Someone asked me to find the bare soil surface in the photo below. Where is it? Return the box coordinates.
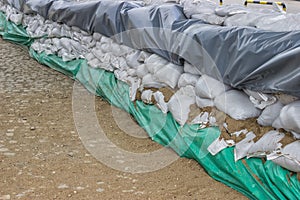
[0,39,249,199]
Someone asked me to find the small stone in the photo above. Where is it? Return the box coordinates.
[6,132,14,137]
[58,184,69,189]
[0,194,10,200]
[0,148,9,152]
[96,188,104,193]
[3,152,15,156]
[30,126,36,130]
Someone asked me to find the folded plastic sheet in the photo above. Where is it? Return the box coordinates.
[5,0,300,97]
[1,12,300,200]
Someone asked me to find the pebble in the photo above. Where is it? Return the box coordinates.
[30,127,36,130]
[122,190,134,193]
[0,148,9,152]
[96,188,104,193]
[58,184,69,189]
[3,152,15,156]
[0,195,10,200]
[6,132,14,137]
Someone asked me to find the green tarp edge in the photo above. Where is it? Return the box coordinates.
[1,12,299,200]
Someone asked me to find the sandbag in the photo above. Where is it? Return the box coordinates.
[141,74,166,88]
[247,131,284,158]
[195,74,230,99]
[177,73,200,88]
[183,61,201,75]
[153,91,168,114]
[214,90,261,120]
[257,101,284,126]
[153,63,183,89]
[271,141,300,172]
[195,96,214,108]
[168,85,196,126]
[141,90,153,104]
[272,101,300,138]
[126,51,143,69]
[136,64,149,78]
[144,54,168,74]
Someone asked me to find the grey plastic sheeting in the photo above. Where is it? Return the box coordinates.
[6,0,300,97]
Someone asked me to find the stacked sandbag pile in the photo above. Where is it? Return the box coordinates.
[1,2,299,172]
[181,0,300,31]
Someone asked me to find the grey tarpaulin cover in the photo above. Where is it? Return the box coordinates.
[5,0,300,97]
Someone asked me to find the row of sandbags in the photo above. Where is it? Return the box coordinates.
[1,3,299,172]
[147,0,300,32]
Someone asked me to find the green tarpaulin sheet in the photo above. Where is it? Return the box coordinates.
[1,11,299,200]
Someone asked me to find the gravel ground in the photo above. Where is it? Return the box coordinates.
[0,38,249,199]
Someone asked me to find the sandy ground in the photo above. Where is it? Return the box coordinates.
[0,38,249,199]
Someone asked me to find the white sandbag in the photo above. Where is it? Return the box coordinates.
[247,131,284,158]
[71,26,81,33]
[215,4,249,17]
[52,38,62,51]
[127,68,137,77]
[136,64,149,78]
[214,90,261,120]
[81,35,93,45]
[110,43,125,56]
[257,101,284,126]
[153,63,183,89]
[87,58,101,68]
[85,52,96,61]
[61,23,71,31]
[70,39,87,53]
[144,54,168,74]
[30,42,42,53]
[114,70,128,82]
[195,96,214,108]
[182,0,216,17]
[137,51,150,63]
[271,141,300,172]
[91,48,104,60]
[141,74,166,88]
[191,13,224,25]
[72,29,84,41]
[100,36,113,44]
[177,73,200,88]
[59,38,72,52]
[168,86,196,126]
[126,51,142,69]
[111,56,128,70]
[141,90,153,104]
[183,61,201,75]
[82,36,96,48]
[100,43,112,53]
[92,32,102,41]
[9,13,23,25]
[153,91,168,114]
[195,74,230,99]
[272,101,300,138]
[61,53,76,62]
[127,77,141,102]
[61,29,72,38]
[234,132,256,161]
